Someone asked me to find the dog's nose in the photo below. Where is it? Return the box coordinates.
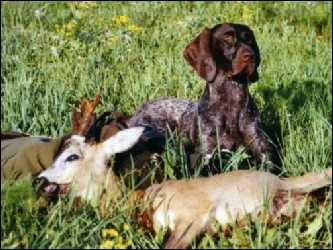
[242,52,255,62]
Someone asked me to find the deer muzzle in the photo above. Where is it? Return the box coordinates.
[33,177,69,200]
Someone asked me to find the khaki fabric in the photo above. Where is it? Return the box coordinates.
[1,137,61,182]
[0,118,137,183]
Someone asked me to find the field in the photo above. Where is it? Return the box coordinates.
[1,1,332,249]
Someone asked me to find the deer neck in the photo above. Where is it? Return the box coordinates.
[100,179,154,232]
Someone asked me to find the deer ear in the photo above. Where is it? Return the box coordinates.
[183,27,216,82]
[101,127,144,156]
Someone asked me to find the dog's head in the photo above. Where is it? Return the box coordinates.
[183,23,260,84]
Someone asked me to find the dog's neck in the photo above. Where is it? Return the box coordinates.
[199,70,249,109]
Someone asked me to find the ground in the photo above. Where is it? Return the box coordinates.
[1,2,332,249]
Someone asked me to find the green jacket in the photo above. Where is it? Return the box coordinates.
[1,136,61,181]
[1,113,131,182]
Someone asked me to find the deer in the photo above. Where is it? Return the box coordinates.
[34,92,165,197]
[33,95,332,249]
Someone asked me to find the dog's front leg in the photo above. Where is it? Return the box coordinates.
[239,106,277,172]
[241,122,273,167]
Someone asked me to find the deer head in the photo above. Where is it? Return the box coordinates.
[33,92,145,203]
[35,127,144,203]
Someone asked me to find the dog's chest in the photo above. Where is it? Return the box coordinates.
[200,83,248,117]
[218,82,248,106]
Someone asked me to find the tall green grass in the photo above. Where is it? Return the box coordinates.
[1,2,332,249]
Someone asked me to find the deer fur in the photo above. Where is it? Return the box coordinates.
[35,127,332,249]
[142,168,331,248]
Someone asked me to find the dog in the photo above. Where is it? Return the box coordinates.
[126,23,272,168]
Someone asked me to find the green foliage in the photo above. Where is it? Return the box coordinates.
[1,1,332,249]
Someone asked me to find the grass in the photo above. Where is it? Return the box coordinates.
[1,1,332,249]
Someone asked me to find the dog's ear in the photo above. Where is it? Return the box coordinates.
[183,28,217,82]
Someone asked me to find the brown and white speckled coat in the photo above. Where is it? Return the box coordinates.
[127,23,271,163]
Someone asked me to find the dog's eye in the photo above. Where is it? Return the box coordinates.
[224,31,235,37]
[241,32,252,43]
[223,32,234,45]
[66,154,80,162]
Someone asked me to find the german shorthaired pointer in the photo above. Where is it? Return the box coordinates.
[127,23,272,167]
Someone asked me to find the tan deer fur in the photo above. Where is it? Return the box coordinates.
[37,127,332,249]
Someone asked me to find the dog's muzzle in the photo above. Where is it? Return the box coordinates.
[231,45,259,83]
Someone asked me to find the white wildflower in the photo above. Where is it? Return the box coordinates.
[35,9,43,18]
[50,46,59,57]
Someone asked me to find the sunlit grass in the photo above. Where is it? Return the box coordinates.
[1,1,332,249]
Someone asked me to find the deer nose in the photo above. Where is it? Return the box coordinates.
[33,176,59,196]
[33,176,49,191]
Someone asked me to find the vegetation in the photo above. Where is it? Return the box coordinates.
[1,2,332,249]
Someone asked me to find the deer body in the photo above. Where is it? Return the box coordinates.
[140,168,331,248]
[35,128,331,249]
[146,171,279,230]
[34,95,332,249]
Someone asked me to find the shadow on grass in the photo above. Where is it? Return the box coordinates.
[258,79,331,171]
[190,79,331,176]
[156,79,332,178]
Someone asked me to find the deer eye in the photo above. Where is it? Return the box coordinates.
[66,154,80,162]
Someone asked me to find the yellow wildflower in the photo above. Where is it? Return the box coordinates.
[64,32,74,38]
[115,243,127,249]
[128,24,143,32]
[100,240,115,249]
[123,223,130,231]
[104,36,119,47]
[119,15,129,23]
[55,19,77,39]
[109,36,119,43]
[112,15,130,25]
[102,228,119,238]
[65,20,77,30]
[138,227,145,235]
[126,239,133,248]
[117,235,124,243]
[109,228,119,237]
[55,24,61,33]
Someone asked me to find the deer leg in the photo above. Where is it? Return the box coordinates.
[164,220,207,249]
